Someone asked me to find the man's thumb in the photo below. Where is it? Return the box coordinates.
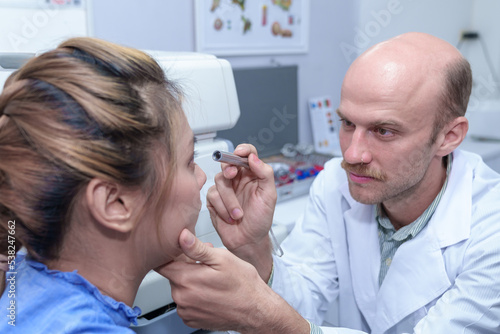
[178,229,215,264]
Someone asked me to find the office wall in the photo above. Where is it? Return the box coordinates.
[466,0,500,103]
[92,1,195,52]
[92,0,355,145]
[356,0,472,50]
[354,0,500,106]
[92,0,485,146]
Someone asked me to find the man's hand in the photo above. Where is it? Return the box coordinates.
[156,229,310,334]
[207,144,276,279]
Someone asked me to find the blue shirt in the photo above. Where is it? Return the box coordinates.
[0,253,141,333]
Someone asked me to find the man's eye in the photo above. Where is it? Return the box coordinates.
[376,128,393,136]
[340,118,354,127]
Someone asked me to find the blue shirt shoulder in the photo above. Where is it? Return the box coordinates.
[0,253,141,333]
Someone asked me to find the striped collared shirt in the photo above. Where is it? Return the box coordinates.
[309,321,324,333]
[376,154,452,286]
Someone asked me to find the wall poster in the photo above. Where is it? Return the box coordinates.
[0,0,92,53]
[195,0,309,56]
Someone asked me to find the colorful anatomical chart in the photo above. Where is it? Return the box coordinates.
[196,0,308,55]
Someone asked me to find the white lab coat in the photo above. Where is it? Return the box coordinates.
[271,149,500,334]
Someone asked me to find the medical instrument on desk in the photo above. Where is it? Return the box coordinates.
[212,150,249,168]
[212,150,284,257]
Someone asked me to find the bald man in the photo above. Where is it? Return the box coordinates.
[159,33,500,333]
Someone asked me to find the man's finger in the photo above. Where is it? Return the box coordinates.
[247,153,276,194]
[207,184,238,224]
[214,172,244,221]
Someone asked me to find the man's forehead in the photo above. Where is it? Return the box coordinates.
[341,58,442,122]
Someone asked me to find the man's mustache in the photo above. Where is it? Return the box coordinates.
[340,160,387,182]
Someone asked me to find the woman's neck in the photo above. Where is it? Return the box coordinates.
[46,231,148,307]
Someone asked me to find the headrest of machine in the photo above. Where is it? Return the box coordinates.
[0,51,241,137]
[148,51,241,136]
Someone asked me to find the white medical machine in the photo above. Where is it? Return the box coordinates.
[131,52,242,333]
[0,51,241,333]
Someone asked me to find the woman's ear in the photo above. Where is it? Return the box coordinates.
[436,116,468,157]
[85,179,140,233]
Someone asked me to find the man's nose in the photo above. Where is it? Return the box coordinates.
[343,130,372,165]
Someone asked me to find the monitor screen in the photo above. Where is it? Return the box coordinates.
[217,65,298,158]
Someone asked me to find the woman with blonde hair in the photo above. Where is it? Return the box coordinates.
[0,37,206,332]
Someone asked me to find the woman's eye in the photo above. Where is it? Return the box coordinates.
[189,151,198,167]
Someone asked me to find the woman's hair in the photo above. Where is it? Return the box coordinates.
[0,38,183,264]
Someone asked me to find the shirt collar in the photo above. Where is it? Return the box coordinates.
[376,154,453,241]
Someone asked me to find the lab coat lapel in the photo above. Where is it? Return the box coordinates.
[340,183,380,329]
[373,151,472,333]
[374,227,451,332]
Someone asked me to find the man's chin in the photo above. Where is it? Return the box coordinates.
[349,186,381,205]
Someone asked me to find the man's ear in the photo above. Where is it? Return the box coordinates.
[436,116,468,157]
[85,178,139,233]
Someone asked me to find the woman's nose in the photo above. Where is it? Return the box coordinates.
[196,165,207,188]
